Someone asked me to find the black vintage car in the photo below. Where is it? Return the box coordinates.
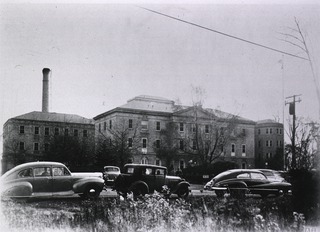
[114,164,190,199]
[204,169,292,198]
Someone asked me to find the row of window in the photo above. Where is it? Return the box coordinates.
[19,125,88,137]
[19,142,50,152]
[258,140,283,147]
[257,127,282,135]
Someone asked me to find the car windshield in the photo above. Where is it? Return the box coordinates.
[105,167,119,172]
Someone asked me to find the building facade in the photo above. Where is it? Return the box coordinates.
[255,119,284,169]
[2,111,94,173]
[94,95,256,173]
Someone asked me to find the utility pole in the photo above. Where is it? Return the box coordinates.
[285,94,302,169]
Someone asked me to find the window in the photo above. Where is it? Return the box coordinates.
[179,123,184,132]
[266,153,272,159]
[270,140,273,147]
[192,140,197,150]
[83,130,88,137]
[242,128,246,135]
[156,139,160,148]
[251,173,266,180]
[270,128,273,134]
[34,167,51,177]
[258,140,261,147]
[129,119,133,129]
[99,123,101,132]
[142,138,147,148]
[156,121,161,131]
[266,128,269,134]
[54,128,59,136]
[155,168,164,175]
[279,128,282,134]
[34,127,40,135]
[156,159,161,166]
[141,157,148,164]
[74,129,78,137]
[231,143,235,156]
[179,140,184,150]
[205,125,209,134]
[18,168,33,178]
[242,144,246,155]
[45,127,50,136]
[19,126,25,134]
[258,129,260,135]
[237,173,250,179]
[128,138,133,148]
[19,142,25,151]
[34,143,39,151]
[44,143,50,151]
[53,167,70,176]
[64,128,69,136]
[109,120,112,129]
[179,160,185,170]
[141,120,148,130]
[276,128,279,134]
[104,122,107,131]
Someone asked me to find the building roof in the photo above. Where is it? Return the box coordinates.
[9,111,94,125]
[256,119,283,126]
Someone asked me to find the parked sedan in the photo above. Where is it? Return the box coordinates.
[0,161,105,199]
[204,169,292,198]
[103,166,120,186]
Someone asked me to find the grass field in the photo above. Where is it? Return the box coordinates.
[1,193,315,232]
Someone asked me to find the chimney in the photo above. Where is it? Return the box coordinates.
[42,68,50,112]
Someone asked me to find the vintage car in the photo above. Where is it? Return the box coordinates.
[0,161,105,199]
[204,169,292,198]
[114,164,190,199]
[103,166,120,186]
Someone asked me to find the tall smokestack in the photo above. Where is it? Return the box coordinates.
[42,68,50,112]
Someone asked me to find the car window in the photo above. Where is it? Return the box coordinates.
[34,167,51,177]
[251,173,267,180]
[126,167,134,174]
[18,168,33,178]
[144,168,153,175]
[237,173,250,179]
[53,167,71,176]
[155,169,165,175]
[262,171,273,176]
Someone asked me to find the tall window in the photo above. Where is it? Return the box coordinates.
[98,123,101,132]
[104,122,107,131]
[45,127,50,136]
[142,138,147,148]
[129,119,133,129]
[83,130,88,137]
[128,138,133,148]
[242,144,246,156]
[34,143,39,151]
[192,124,196,133]
[141,121,148,130]
[109,120,112,129]
[156,121,161,131]
[64,128,69,136]
[155,139,160,148]
[54,128,59,136]
[19,126,25,134]
[192,140,197,150]
[19,142,25,150]
[74,129,78,137]
[205,125,209,134]
[156,159,161,166]
[270,128,273,134]
[266,128,269,134]
[231,144,235,156]
[179,160,185,170]
[34,127,39,135]
[179,140,184,150]
[179,123,184,132]
[258,129,260,135]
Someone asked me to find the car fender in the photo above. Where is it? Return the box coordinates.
[171,181,190,193]
[73,177,104,193]
[1,181,33,197]
[129,181,149,193]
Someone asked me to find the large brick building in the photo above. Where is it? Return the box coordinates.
[2,111,94,173]
[94,95,257,173]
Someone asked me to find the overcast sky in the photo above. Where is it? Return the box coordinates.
[1,0,320,146]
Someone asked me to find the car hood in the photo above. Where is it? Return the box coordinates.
[166,175,182,181]
[72,172,103,178]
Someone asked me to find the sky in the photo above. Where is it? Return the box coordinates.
[0,0,320,148]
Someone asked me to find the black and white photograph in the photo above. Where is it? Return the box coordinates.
[0,0,319,231]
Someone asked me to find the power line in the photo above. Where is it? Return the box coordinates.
[138,6,309,61]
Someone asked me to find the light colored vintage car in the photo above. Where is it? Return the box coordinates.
[0,161,105,199]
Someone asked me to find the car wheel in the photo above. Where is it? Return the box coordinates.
[81,184,101,200]
[215,190,225,198]
[132,186,147,200]
[230,187,246,199]
[177,186,189,198]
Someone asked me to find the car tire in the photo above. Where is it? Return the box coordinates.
[80,184,101,200]
[176,186,189,198]
[230,187,246,199]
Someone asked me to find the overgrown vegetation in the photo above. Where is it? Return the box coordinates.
[1,193,316,232]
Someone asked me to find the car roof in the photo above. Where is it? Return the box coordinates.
[124,163,167,170]
[1,161,66,178]
[104,166,119,169]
